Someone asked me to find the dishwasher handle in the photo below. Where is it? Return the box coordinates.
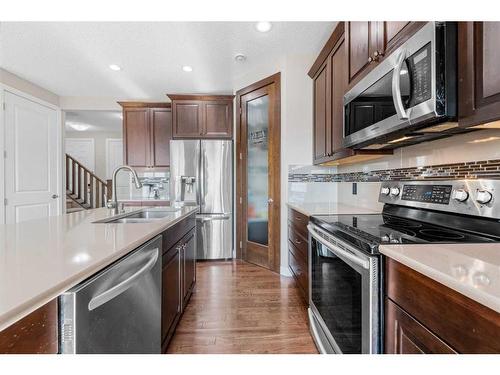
[88,248,159,311]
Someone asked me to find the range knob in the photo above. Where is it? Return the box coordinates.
[452,189,469,202]
[381,187,390,196]
[390,187,401,196]
[476,190,493,204]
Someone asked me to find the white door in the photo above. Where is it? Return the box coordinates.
[65,138,95,172]
[106,138,129,198]
[4,91,61,223]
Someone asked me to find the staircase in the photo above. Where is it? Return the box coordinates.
[66,154,112,213]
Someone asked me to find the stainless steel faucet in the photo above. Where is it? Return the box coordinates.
[107,165,143,214]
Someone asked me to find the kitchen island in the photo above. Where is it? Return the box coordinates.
[0,206,198,353]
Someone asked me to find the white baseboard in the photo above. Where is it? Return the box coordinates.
[280,265,292,277]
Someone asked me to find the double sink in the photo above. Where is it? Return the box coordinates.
[94,207,182,224]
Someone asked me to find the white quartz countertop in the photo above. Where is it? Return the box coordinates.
[0,206,198,331]
[380,243,500,313]
[287,202,380,216]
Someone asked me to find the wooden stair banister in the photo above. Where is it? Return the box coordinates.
[65,153,112,210]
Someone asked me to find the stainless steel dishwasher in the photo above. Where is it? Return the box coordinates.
[59,235,162,354]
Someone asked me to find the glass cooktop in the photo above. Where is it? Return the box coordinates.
[310,213,497,254]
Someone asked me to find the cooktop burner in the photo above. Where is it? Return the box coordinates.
[310,210,498,254]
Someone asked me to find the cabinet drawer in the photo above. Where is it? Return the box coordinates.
[386,258,500,353]
[288,208,309,236]
[288,225,308,261]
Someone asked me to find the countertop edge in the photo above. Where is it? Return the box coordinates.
[286,202,312,217]
[380,246,500,314]
[0,207,198,332]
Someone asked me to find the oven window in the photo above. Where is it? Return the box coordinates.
[311,239,362,353]
[345,63,411,137]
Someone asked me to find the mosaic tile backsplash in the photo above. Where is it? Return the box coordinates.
[289,159,500,182]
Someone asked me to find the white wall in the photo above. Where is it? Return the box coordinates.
[0,68,59,106]
[233,53,316,275]
[65,130,122,181]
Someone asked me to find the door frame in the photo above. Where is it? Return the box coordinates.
[0,83,63,224]
[235,72,281,273]
[105,138,123,180]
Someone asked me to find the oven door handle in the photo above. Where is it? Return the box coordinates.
[307,224,370,270]
[392,49,409,120]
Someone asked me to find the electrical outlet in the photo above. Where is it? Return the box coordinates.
[352,182,358,195]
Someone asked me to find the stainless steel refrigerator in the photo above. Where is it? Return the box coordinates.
[170,140,233,259]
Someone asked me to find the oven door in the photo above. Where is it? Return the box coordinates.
[307,224,380,354]
[343,22,437,149]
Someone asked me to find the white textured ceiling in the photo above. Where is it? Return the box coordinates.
[65,110,122,132]
[0,22,335,100]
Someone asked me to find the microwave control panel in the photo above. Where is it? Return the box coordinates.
[407,43,432,106]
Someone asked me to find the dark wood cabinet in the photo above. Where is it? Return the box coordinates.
[459,22,500,127]
[161,246,181,345]
[119,102,172,168]
[346,21,425,88]
[160,215,197,353]
[288,208,309,304]
[168,94,234,139]
[385,258,500,354]
[0,299,58,354]
[182,229,196,305]
[309,23,392,165]
[313,61,329,161]
[385,298,455,354]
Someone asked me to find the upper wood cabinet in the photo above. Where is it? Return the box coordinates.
[309,22,392,165]
[118,102,172,168]
[458,22,500,127]
[346,21,425,87]
[167,94,234,139]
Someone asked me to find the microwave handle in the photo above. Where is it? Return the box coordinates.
[392,50,409,120]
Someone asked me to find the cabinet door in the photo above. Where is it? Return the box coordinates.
[383,22,410,51]
[313,61,329,163]
[347,21,376,82]
[151,108,172,167]
[385,299,456,354]
[161,248,181,343]
[123,108,150,167]
[182,230,196,305]
[459,22,500,127]
[204,101,233,138]
[330,38,348,155]
[172,101,203,138]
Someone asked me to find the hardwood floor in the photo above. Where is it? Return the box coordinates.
[167,260,318,354]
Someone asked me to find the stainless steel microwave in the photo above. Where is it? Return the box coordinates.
[343,22,457,149]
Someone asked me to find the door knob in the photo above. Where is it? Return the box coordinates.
[51,194,59,199]
[268,198,274,204]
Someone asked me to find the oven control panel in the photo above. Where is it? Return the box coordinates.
[401,184,452,204]
[378,179,500,220]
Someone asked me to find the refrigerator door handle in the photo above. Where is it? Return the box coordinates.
[196,214,231,222]
[87,248,159,311]
[199,145,205,208]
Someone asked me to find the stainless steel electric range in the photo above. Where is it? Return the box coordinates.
[307,179,500,354]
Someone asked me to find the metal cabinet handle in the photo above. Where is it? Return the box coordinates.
[88,248,159,311]
[51,194,59,199]
[268,198,274,204]
[368,56,373,63]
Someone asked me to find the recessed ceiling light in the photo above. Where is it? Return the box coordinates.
[255,21,272,33]
[234,54,246,62]
[182,65,193,72]
[109,64,122,71]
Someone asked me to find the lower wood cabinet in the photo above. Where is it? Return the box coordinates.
[385,299,455,354]
[288,208,309,304]
[0,299,58,354]
[385,257,500,353]
[160,216,196,353]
